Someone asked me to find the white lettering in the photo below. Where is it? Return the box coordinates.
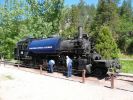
[29,46,53,50]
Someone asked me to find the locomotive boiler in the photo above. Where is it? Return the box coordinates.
[14,26,121,76]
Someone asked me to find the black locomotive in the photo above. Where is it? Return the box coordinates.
[14,26,121,76]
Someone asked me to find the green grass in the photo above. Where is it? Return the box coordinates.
[0,74,14,81]
[5,75,14,80]
[120,60,133,73]
[119,53,133,59]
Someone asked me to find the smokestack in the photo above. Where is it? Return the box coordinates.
[78,26,83,39]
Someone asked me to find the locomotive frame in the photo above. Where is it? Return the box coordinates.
[14,26,121,77]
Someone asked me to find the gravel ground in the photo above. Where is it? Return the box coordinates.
[0,64,133,100]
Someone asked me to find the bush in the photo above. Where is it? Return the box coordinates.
[95,26,119,59]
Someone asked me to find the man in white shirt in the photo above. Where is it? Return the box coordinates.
[66,56,72,77]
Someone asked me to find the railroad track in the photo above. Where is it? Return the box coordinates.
[1,60,133,85]
[1,60,133,78]
[1,60,133,91]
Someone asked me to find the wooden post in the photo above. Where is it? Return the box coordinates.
[40,65,42,74]
[18,63,20,69]
[111,74,114,89]
[42,60,46,70]
[4,60,5,67]
[18,56,20,69]
[82,69,86,83]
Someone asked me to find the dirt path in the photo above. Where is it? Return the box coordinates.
[0,64,133,100]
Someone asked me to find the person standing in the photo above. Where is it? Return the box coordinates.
[66,56,72,77]
[48,59,55,73]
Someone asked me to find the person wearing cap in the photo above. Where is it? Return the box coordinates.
[48,59,55,73]
[66,56,73,77]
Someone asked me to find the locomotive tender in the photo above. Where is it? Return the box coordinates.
[14,26,120,76]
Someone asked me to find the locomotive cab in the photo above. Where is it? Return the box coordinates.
[14,37,34,60]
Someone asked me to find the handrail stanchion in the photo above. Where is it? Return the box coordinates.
[18,63,20,69]
[111,74,114,89]
[4,59,5,67]
[40,65,42,74]
[82,69,86,83]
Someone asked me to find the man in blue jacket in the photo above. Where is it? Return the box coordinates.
[48,59,55,73]
[66,56,72,77]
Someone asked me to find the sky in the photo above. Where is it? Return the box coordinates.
[0,0,98,5]
[0,0,132,6]
[64,0,133,6]
[64,0,98,6]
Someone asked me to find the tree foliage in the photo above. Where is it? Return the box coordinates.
[118,0,133,53]
[91,0,120,33]
[95,26,119,59]
[0,0,133,59]
[0,0,64,58]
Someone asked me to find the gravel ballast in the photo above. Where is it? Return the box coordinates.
[0,64,133,100]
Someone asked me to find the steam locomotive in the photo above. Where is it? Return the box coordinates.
[14,26,120,76]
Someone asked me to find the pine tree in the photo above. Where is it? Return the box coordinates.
[118,0,133,53]
[78,0,87,26]
[61,5,80,38]
[95,26,119,59]
[84,4,96,33]
[90,0,120,58]
[91,0,120,33]
[120,0,132,22]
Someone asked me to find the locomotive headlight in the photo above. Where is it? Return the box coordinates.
[20,51,23,55]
